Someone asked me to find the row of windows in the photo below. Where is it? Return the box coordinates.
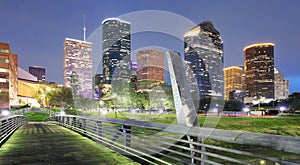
[0,49,9,54]
[0,59,9,63]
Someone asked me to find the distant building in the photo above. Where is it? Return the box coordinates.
[29,66,45,82]
[102,18,131,84]
[224,66,243,100]
[229,90,249,103]
[274,68,289,100]
[64,38,92,98]
[0,42,18,108]
[244,43,275,99]
[137,49,164,90]
[184,21,224,99]
[17,67,41,107]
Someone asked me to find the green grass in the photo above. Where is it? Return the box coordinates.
[25,112,49,121]
[81,110,300,137]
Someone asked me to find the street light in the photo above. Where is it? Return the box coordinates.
[99,100,104,116]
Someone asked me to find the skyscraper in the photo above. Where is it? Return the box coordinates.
[184,21,224,99]
[274,68,289,100]
[244,43,275,99]
[102,18,131,84]
[64,38,92,98]
[0,42,18,108]
[29,66,45,82]
[224,66,242,100]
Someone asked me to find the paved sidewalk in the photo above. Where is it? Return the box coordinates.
[0,123,139,165]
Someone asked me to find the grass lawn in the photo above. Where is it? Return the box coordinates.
[81,111,300,137]
[25,112,50,121]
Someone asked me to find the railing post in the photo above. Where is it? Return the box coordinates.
[72,117,76,128]
[82,119,86,135]
[96,121,102,142]
[123,125,131,147]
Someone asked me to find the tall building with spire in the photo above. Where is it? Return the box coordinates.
[184,21,224,99]
[102,18,131,84]
[244,43,275,99]
[63,17,92,98]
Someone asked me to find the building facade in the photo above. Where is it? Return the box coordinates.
[0,42,18,108]
[274,68,289,100]
[224,66,243,100]
[29,66,45,82]
[102,18,131,84]
[244,43,275,99]
[64,38,92,98]
[184,21,224,99]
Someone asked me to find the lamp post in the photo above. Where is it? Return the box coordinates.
[99,100,104,116]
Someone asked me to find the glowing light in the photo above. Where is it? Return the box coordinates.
[279,106,286,112]
[1,110,10,116]
[259,160,266,165]
[59,111,66,116]
[243,107,250,112]
[244,43,274,51]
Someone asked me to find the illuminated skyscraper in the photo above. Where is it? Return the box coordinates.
[274,68,289,100]
[184,21,224,99]
[137,49,164,90]
[0,42,18,108]
[102,18,131,84]
[244,43,275,99]
[64,38,92,98]
[29,66,45,82]
[224,66,242,100]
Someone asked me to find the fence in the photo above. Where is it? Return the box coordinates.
[0,115,28,146]
[46,115,300,165]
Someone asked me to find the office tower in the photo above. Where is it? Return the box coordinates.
[64,38,92,98]
[224,66,243,100]
[29,66,45,82]
[244,43,275,99]
[274,68,289,100]
[0,42,18,108]
[184,21,224,99]
[102,18,131,84]
[137,49,164,90]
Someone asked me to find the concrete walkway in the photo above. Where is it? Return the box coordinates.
[0,123,139,164]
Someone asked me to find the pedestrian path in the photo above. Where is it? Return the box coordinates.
[0,122,139,164]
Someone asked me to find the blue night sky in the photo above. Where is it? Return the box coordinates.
[1,0,300,93]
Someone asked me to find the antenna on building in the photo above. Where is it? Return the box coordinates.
[83,14,87,41]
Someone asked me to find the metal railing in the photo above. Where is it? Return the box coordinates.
[46,115,300,165]
[0,115,28,146]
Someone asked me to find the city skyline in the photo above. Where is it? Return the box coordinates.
[1,0,300,93]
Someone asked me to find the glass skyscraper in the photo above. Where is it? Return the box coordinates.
[244,43,275,99]
[184,21,224,99]
[64,38,92,98]
[102,18,131,84]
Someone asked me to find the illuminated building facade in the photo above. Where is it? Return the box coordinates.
[274,68,289,100]
[224,66,243,100]
[244,43,275,99]
[0,42,18,108]
[29,66,46,82]
[137,49,164,90]
[102,18,131,84]
[184,21,224,99]
[64,38,92,98]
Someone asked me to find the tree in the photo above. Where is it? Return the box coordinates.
[48,86,74,109]
[224,99,243,112]
[285,92,300,113]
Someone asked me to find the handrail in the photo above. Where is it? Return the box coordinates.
[0,115,28,146]
[46,115,300,164]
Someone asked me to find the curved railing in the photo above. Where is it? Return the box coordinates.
[46,115,300,165]
[0,115,28,146]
